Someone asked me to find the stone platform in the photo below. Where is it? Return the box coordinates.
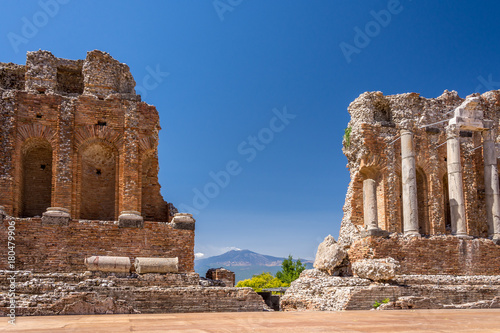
[4,309,500,332]
[0,271,264,316]
[281,269,500,311]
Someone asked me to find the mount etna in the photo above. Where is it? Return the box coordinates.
[195,249,313,282]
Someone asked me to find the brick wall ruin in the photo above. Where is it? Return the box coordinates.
[283,90,500,311]
[0,216,194,273]
[206,268,236,287]
[0,50,174,223]
[0,50,194,276]
[339,90,500,244]
[336,90,500,272]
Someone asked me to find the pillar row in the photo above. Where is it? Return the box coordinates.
[446,125,467,237]
[401,130,419,236]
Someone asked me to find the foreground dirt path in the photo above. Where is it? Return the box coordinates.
[1,309,499,332]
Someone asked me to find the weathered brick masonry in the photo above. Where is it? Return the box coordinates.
[0,50,173,222]
[283,91,500,311]
[0,50,194,274]
[349,235,500,275]
[0,51,267,315]
[0,217,194,273]
[0,272,264,315]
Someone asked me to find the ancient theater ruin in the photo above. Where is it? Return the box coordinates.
[282,91,500,311]
[0,51,263,315]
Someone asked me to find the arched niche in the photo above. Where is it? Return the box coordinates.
[79,140,117,220]
[20,138,53,217]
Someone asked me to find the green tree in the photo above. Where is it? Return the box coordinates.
[235,272,287,292]
[275,255,307,286]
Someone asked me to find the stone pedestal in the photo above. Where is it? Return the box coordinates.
[482,126,500,240]
[401,130,420,236]
[0,206,5,223]
[171,213,196,231]
[446,125,467,237]
[118,211,144,228]
[41,207,71,226]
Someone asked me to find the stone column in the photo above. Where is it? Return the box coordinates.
[482,125,500,240]
[446,125,467,236]
[363,179,379,231]
[401,130,419,236]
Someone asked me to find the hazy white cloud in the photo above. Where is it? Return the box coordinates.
[194,245,242,258]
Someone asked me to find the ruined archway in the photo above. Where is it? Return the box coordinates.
[20,139,53,217]
[79,140,117,220]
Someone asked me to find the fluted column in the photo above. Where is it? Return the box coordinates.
[482,125,500,240]
[401,130,419,236]
[446,125,467,236]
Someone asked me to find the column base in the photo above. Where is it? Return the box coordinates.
[454,233,472,239]
[42,207,71,226]
[404,231,421,238]
[360,228,390,238]
[492,235,500,246]
[118,211,144,228]
[171,213,196,231]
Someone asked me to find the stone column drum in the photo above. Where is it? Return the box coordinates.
[401,130,419,236]
[482,126,500,240]
[363,179,379,231]
[446,125,467,236]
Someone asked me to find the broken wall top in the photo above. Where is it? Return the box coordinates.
[343,90,500,171]
[0,50,138,100]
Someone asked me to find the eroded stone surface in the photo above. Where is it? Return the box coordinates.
[351,258,399,281]
[0,271,264,316]
[281,270,500,311]
[313,235,347,275]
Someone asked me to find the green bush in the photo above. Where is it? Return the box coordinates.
[343,126,352,147]
[236,272,287,292]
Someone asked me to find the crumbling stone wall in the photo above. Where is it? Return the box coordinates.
[206,268,236,287]
[0,217,194,273]
[349,235,500,275]
[0,50,173,221]
[339,90,500,245]
[281,269,500,311]
[0,271,264,316]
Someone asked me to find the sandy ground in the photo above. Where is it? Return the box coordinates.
[1,309,499,332]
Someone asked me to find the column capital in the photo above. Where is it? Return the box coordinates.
[482,127,496,142]
[446,124,460,139]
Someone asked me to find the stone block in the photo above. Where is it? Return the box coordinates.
[41,207,70,226]
[351,257,399,281]
[84,256,131,273]
[171,213,195,230]
[360,229,390,238]
[118,211,143,228]
[313,235,347,275]
[134,257,178,274]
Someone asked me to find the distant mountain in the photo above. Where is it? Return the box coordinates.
[195,249,313,282]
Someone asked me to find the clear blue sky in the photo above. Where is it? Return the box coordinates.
[2,1,500,260]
